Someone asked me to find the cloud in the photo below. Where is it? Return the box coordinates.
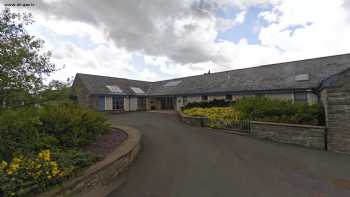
[259,0,350,59]
[2,0,277,65]
[1,0,350,83]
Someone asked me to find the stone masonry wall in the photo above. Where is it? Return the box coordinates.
[250,121,326,149]
[326,86,350,153]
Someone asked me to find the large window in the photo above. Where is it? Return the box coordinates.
[112,96,124,110]
[183,96,188,105]
[137,97,146,110]
[201,95,208,101]
[294,92,308,103]
[225,95,232,101]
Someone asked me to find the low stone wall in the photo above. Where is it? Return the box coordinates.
[251,121,326,150]
[179,111,326,150]
[39,126,141,197]
[178,110,208,127]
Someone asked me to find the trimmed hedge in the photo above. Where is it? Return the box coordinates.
[235,97,324,125]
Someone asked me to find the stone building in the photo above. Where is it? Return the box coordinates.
[72,53,350,112]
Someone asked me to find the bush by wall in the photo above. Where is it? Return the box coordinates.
[182,97,324,126]
[234,97,324,125]
[182,107,241,128]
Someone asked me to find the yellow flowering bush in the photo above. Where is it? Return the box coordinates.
[0,150,74,197]
[183,107,241,128]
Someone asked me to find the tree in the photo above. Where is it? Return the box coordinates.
[0,8,56,109]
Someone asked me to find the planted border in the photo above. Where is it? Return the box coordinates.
[38,126,141,197]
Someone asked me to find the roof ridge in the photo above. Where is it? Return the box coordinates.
[151,53,350,83]
[76,73,152,83]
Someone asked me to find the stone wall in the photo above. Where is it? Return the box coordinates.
[72,78,90,108]
[178,111,208,127]
[179,110,326,149]
[321,68,350,154]
[38,126,141,197]
[326,86,350,153]
[251,121,326,150]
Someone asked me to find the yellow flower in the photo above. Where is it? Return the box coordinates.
[0,161,7,170]
[50,161,60,176]
[6,157,22,175]
[38,150,51,161]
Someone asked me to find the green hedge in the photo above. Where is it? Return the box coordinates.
[234,97,324,125]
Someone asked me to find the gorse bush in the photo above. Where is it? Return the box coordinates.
[183,107,241,128]
[183,107,240,121]
[234,97,324,125]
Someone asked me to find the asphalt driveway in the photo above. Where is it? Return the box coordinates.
[107,111,350,197]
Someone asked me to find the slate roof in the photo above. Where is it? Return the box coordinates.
[74,53,350,96]
[74,74,151,95]
[319,67,350,90]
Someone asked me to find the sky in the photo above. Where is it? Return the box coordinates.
[1,0,350,82]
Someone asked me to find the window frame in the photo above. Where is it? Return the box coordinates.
[112,96,124,110]
[183,96,188,105]
[201,95,208,101]
[294,92,308,103]
[225,95,233,101]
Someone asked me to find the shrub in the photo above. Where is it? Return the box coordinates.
[234,97,324,125]
[39,103,110,148]
[0,108,57,160]
[0,104,110,161]
[182,99,233,110]
[0,149,84,197]
[183,107,241,128]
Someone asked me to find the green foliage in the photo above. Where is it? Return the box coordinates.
[183,97,324,126]
[39,104,110,148]
[0,104,108,196]
[182,99,233,110]
[0,9,107,197]
[0,149,95,197]
[0,104,110,160]
[183,107,241,128]
[0,8,56,109]
[234,97,324,125]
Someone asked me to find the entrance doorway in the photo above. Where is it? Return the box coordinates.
[159,97,175,110]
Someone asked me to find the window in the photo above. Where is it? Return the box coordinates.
[112,96,124,110]
[131,87,144,94]
[106,85,123,93]
[225,95,232,101]
[201,95,208,101]
[295,74,310,81]
[137,97,146,110]
[294,92,308,103]
[164,80,182,87]
[183,96,188,105]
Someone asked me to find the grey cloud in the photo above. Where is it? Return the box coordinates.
[344,0,350,22]
[16,0,225,64]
